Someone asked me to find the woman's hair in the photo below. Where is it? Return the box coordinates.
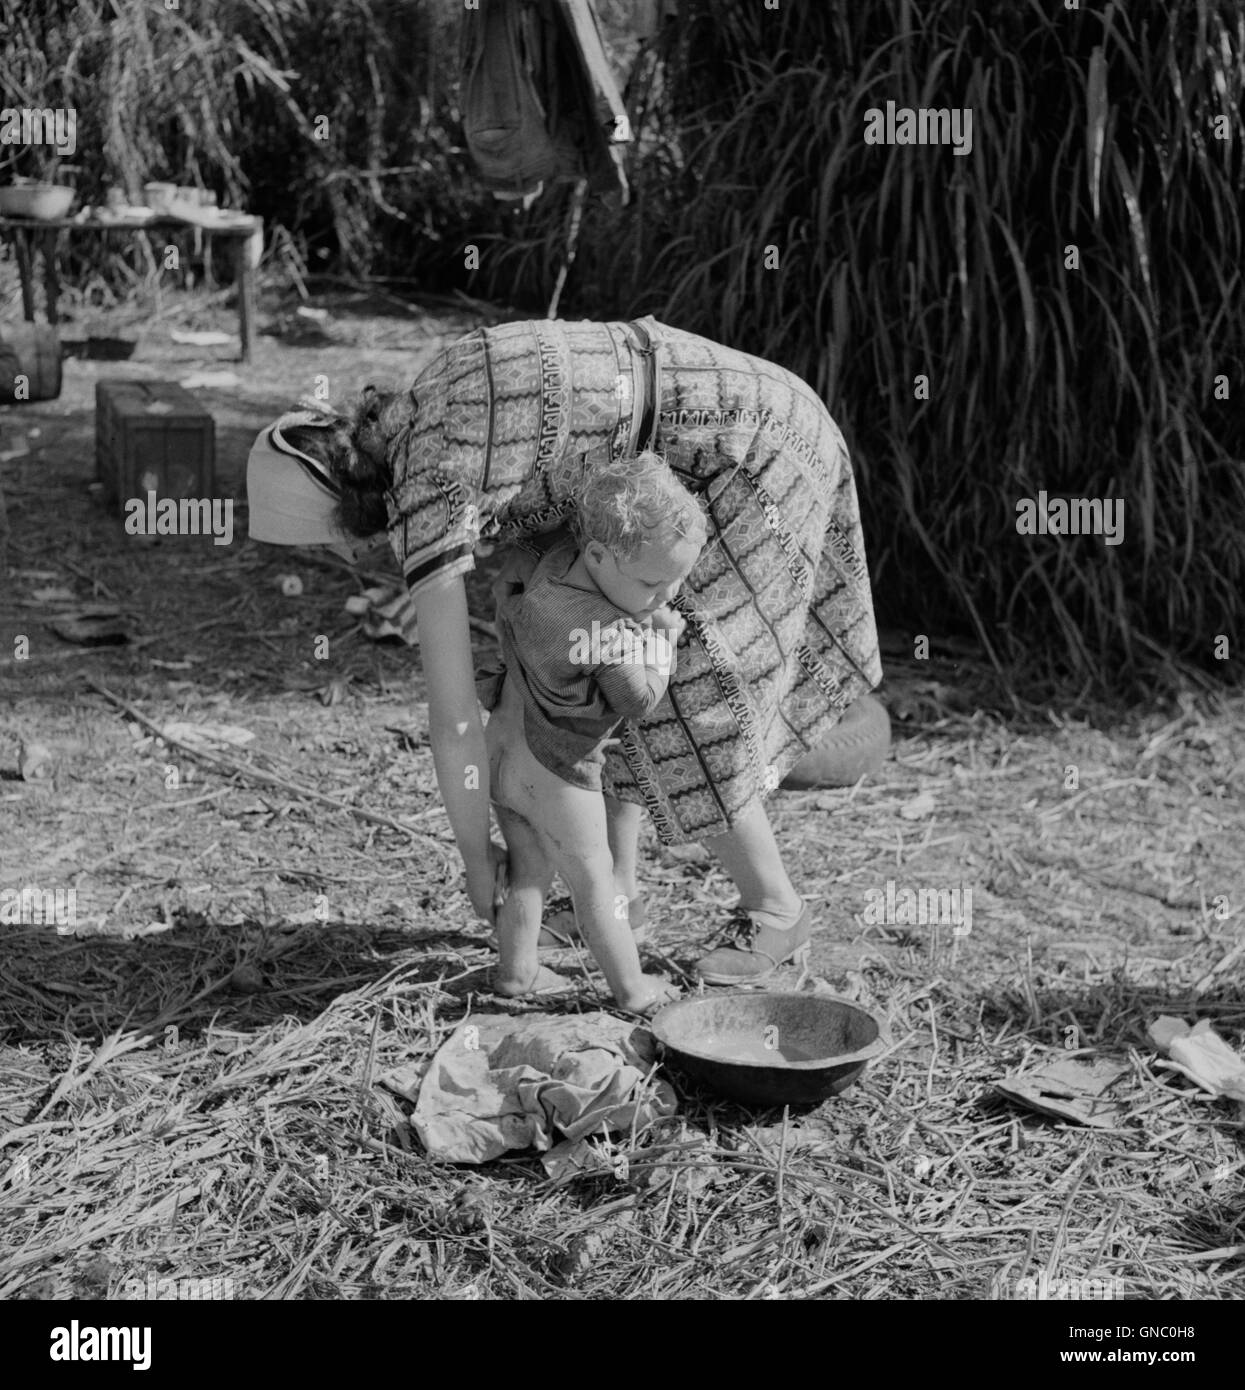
[571,451,708,559]
[279,385,400,538]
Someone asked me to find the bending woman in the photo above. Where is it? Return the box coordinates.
[246,316,883,982]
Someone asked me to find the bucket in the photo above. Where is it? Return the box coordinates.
[0,323,63,402]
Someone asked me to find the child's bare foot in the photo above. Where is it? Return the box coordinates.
[614,974,680,1016]
[490,964,573,998]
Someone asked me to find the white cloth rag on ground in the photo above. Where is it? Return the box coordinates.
[1148,1016,1245,1102]
[408,1012,677,1164]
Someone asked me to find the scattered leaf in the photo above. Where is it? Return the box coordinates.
[900,789,937,820]
[179,370,241,389]
[170,329,233,346]
[554,1231,604,1283]
[163,721,255,750]
[319,676,352,707]
[18,740,53,780]
[443,1185,492,1234]
[47,607,128,646]
[995,1057,1131,1128]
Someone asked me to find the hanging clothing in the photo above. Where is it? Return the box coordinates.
[460,0,631,203]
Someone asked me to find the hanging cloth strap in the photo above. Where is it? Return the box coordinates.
[622,319,661,455]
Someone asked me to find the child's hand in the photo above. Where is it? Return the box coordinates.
[648,605,687,640]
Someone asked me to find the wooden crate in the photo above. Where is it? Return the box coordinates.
[95,380,215,512]
[0,323,62,401]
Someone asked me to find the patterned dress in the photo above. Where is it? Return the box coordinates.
[386,316,883,845]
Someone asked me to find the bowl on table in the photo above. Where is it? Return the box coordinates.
[648,991,889,1105]
[0,184,75,219]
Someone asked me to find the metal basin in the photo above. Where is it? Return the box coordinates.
[649,992,888,1105]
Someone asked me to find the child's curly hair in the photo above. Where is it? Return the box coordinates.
[570,451,707,559]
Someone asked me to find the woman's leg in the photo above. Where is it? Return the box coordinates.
[611,794,801,928]
[694,799,811,983]
[700,800,803,924]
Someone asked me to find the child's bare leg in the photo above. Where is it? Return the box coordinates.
[490,803,554,996]
[605,795,643,905]
[540,794,645,945]
[492,719,675,1011]
[543,794,678,1013]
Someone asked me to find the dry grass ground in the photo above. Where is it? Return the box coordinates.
[1,283,1242,1301]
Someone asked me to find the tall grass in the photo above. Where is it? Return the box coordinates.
[481,0,1245,700]
[2,0,1241,698]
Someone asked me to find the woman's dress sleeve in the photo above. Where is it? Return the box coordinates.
[387,463,482,599]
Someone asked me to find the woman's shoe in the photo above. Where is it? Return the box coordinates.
[692,902,813,984]
[537,896,650,952]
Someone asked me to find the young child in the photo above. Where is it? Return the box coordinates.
[484,452,707,1014]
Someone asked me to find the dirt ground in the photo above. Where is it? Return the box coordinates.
[1,282,1242,1301]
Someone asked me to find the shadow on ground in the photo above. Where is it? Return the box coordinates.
[0,918,494,1045]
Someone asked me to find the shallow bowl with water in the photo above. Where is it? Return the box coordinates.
[649,992,888,1105]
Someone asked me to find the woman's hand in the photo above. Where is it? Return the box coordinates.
[465,841,509,925]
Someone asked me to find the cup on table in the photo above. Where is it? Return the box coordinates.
[143,182,176,213]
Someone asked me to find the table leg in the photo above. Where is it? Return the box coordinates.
[233,235,257,362]
[12,230,35,320]
[41,230,60,325]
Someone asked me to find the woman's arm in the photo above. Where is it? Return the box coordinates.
[412,571,503,923]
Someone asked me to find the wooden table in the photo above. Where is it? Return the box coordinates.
[0,212,264,362]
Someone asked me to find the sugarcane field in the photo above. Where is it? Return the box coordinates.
[0,0,1242,1351]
